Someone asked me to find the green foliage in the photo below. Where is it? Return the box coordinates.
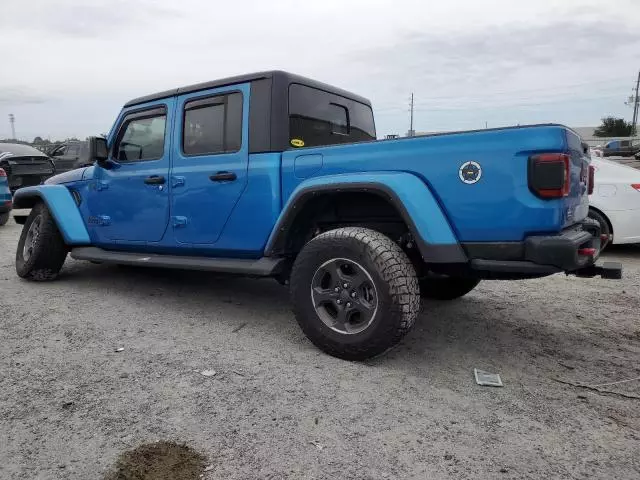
[593,117,635,137]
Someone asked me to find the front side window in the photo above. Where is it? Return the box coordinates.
[183,92,243,156]
[289,84,376,148]
[52,145,67,156]
[114,110,166,162]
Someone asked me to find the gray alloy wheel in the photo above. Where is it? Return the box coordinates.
[310,257,379,335]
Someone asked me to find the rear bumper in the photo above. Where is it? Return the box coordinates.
[461,218,622,279]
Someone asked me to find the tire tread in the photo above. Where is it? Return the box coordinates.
[290,227,420,360]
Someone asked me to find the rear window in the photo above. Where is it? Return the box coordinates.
[289,84,375,148]
[183,92,243,156]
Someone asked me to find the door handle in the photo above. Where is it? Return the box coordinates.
[209,171,237,182]
[144,175,166,185]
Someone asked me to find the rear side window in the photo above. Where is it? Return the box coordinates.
[114,108,167,162]
[289,84,376,148]
[183,92,243,156]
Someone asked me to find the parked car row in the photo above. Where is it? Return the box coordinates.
[0,141,90,195]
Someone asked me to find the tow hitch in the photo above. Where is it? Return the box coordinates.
[573,262,623,279]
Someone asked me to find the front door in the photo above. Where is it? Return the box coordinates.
[88,99,174,244]
[50,144,77,174]
[170,84,249,245]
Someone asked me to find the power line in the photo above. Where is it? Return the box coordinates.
[375,91,624,113]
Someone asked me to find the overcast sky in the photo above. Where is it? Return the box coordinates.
[1,0,639,140]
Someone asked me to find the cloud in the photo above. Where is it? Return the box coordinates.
[353,20,640,103]
[0,0,638,139]
[0,0,180,38]
[0,88,51,106]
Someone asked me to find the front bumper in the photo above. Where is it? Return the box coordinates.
[0,200,12,214]
[462,218,622,279]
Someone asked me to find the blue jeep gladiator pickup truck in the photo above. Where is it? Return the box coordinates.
[12,71,622,360]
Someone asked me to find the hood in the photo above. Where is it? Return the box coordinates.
[44,167,88,185]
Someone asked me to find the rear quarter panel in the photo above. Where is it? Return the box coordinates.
[281,125,581,242]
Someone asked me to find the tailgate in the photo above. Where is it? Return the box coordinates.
[561,129,590,228]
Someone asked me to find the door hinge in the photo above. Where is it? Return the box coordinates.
[96,181,109,191]
[172,216,188,228]
[172,176,185,188]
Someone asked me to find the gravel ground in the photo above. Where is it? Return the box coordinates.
[1,216,639,479]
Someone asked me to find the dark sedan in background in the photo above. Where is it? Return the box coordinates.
[48,140,91,174]
[0,143,56,194]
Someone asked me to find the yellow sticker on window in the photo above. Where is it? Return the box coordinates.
[290,138,305,147]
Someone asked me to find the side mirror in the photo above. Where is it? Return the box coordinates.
[88,136,109,163]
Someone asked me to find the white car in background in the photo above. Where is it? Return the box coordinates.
[588,156,640,249]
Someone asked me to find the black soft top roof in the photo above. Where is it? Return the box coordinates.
[124,70,371,108]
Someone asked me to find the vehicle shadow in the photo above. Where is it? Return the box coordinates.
[56,260,636,379]
[603,243,640,260]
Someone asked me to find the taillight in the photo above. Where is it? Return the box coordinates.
[0,168,6,177]
[588,165,595,195]
[528,153,571,199]
[632,184,640,192]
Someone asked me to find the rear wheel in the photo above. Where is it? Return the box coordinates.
[15,203,67,281]
[0,212,9,226]
[419,275,480,300]
[290,227,420,361]
[588,209,612,251]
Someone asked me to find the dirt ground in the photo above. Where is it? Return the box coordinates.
[1,216,639,479]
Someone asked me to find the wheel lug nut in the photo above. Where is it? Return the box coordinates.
[346,302,352,308]
[334,287,340,292]
[350,292,356,298]
[336,299,342,305]
[343,283,348,288]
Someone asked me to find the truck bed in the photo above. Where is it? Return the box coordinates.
[281,124,589,243]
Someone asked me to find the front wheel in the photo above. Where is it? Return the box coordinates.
[15,203,68,281]
[290,227,420,361]
[0,212,9,226]
[419,275,480,300]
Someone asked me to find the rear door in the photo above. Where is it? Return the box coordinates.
[170,83,249,245]
[88,99,174,243]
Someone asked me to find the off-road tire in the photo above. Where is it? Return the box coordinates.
[0,212,9,226]
[419,276,480,300]
[15,202,67,281]
[588,208,611,251]
[290,227,420,361]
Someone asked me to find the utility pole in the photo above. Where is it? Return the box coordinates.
[8,114,15,140]
[632,70,639,136]
[408,93,415,137]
